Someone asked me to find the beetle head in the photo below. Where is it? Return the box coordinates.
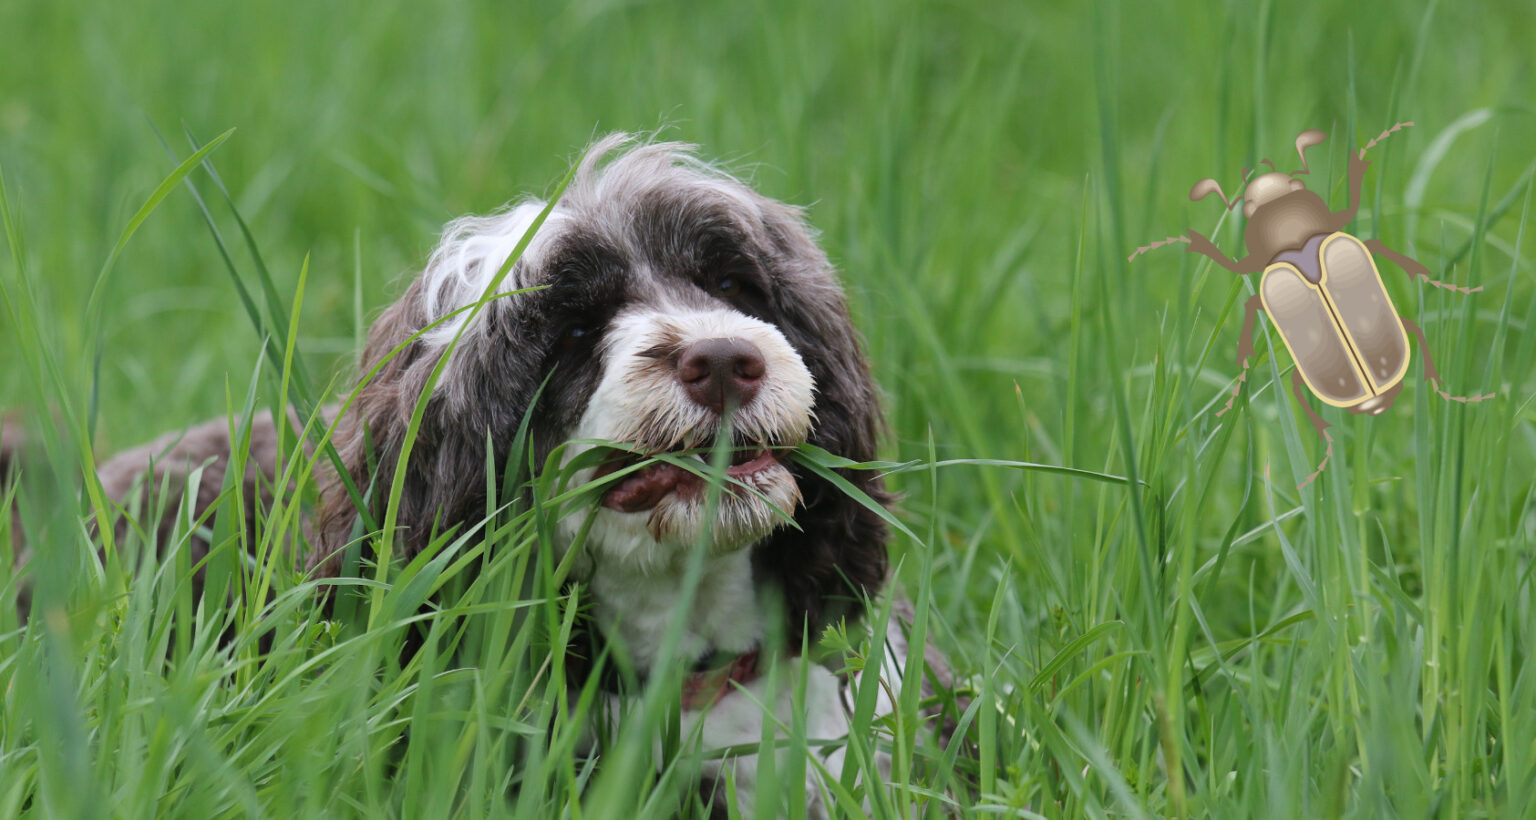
[1241,171,1307,218]
[1192,130,1329,218]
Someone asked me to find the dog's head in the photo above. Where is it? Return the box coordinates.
[313,134,890,634]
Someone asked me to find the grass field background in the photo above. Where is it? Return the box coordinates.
[3,0,1536,816]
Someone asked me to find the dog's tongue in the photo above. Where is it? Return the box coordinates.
[602,462,689,512]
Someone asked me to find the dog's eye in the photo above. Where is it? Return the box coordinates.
[558,324,594,350]
[716,276,742,297]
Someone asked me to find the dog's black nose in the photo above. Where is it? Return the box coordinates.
[677,338,766,413]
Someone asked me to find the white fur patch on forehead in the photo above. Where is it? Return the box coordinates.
[414,133,777,356]
[565,133,768,229]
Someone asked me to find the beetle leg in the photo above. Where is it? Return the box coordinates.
[1185,230,1262,273]
[1218,295,1265,417]
[1336,123,1416,230]
[1359,121,1414,158]
[1365,239,1483,294]
[1335,152,1371,229]
[1400,317,1498,403]
[1291,369,1333,490]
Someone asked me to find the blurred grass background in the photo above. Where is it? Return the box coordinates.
[3,0,1536,816]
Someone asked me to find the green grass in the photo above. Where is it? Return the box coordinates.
[4,0,1536,816]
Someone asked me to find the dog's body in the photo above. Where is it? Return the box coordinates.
[8,136,944,815]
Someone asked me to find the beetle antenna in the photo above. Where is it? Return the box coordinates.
[1260,158,1276,171]
[1291,129,1326,175]
[1189,178,1230,210]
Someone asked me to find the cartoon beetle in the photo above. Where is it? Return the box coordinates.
[1131,123,1493,487]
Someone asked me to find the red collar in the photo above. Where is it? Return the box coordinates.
[680,649,762,709]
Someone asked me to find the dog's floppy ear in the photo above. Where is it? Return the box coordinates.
[310,278,525,577]
[311,199,559,579]
[748,199,892,637]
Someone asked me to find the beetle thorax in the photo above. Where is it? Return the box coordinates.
[1242,188,1333,261]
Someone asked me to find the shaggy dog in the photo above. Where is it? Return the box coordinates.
[10,135,943,814]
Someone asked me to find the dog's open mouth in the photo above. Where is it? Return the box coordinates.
[593,447,783,513]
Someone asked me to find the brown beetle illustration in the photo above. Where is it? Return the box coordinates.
[1130,123,1494,487]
